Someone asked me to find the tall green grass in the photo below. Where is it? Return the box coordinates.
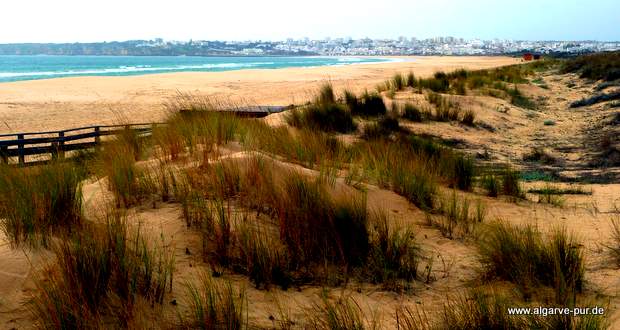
[287,83,356,133]
[391,64,543,109]
[561,51,620,81]
[100,142,152,208]
[0,162,84,248]
[366,211,421,288]
[345,90,387,117]
[236,222,292,289]
[30,212,174,328]
[478,222,584,303]
[606,218,620,266]
[178,271,246,329]
[402,103,423,122]
[306,295,373,330]
[430,192,485,239]
[362,115,400,140]
[426,92,461,122]
[397,288,608,330]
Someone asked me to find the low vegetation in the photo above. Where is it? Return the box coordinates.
[178,271,246,329]
[570,90,620,108]
[0,162,85,248]
[30,213,174,328]
[180,159,423,289]
[2,58,615,328]
[306,295,372,330]
[478,222,584,304]
[561,50,620,81]
[605,218,620,267]
[400,288,608,330]
[383,64,545,110]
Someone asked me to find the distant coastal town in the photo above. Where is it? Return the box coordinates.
[1,37,619,57]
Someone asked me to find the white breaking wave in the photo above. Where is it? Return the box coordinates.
[0,57,399,81]
[0,62,276,79]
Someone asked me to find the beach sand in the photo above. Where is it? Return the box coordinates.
[1,55,620,328]
[0,56,519,133]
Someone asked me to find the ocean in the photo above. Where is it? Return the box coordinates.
[0,55,394,83]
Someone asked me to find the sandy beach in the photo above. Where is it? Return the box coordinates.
[0,56,519,133]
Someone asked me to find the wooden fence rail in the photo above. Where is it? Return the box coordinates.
[0,123,161,166]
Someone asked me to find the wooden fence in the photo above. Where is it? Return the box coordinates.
[0,106,288,166]
[0,123,158,166]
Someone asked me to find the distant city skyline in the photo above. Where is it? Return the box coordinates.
[1,0,618,43]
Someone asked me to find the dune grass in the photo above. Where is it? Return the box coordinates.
[345,89,387,117]
[30,212,174,328]
[392,73,406,91]
[429,191,485,239]
[362,115,401,140]
[306,295,373,330]
[426,92,462,122]
[178,271,246,330]
[402,103,424,122]
[287,83,356,133]
[177,155,426,289]
[0,161,84,248]
[100,141,153,208]
[389,63,544,110]
[478,222,584,303]
[397,288,608,330]
[236,222,292,289]
[481,173,500,197]
[365,211,421,288]
[605,217,620,267]
[561,51,620,81]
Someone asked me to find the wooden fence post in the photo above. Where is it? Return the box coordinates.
[17,134,25,165]
[58,131,65,160]
[94,126,101,152]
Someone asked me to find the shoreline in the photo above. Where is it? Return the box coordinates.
[0,56,519,133]
[0,55,401,84]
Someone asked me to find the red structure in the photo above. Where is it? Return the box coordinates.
[523,53,533,61]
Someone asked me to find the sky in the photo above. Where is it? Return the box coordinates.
[0,0,618,43]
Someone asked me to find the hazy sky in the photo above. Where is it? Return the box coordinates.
[1,0,618,43]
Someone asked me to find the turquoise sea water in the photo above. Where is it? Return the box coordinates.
[0,56,393,83]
